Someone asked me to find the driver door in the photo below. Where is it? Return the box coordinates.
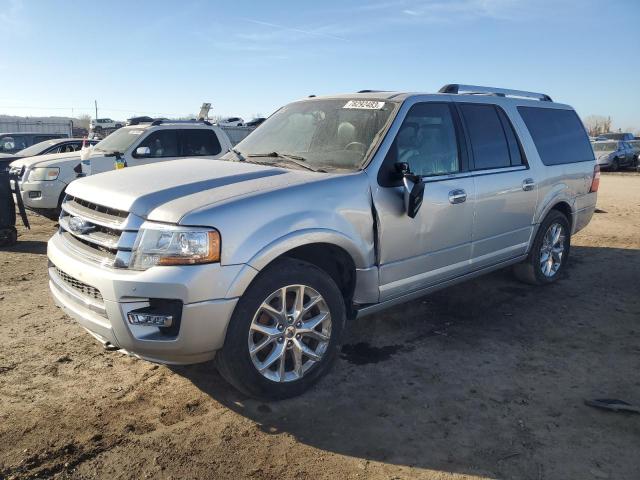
[128,130,180,168]
[372,102,475,301]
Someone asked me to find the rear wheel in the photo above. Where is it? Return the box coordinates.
[610,158,619,171]
[514,210,570,285]
[216,257,346,399]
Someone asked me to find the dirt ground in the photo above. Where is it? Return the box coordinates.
[1,173,639,480]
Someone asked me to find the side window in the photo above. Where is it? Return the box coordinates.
[496,108,524,166]
[387,103,460,177]
[459,104,511,170]
[180,129,222,156]
[517,107,595,165]
[135,130,178,158]
[34,135,53,143]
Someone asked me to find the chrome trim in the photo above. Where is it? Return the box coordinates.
[61,199,127,229]
[59,216,120,250]
[49,267,107,316]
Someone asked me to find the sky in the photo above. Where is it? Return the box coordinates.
[1,0,639,130]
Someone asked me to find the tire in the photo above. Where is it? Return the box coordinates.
[514,210,571,286]
[215,257,346,400]
[610,158,619,171]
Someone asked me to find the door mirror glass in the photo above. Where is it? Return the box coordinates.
[396,162,425,218]
[135,146,151,157]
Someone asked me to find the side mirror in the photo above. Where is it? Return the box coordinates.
[135,146,151,157]
[395,162,424,218]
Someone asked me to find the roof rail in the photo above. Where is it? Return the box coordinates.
[357,89,387,93]
[439,84,553,102]
[150,119,213,126]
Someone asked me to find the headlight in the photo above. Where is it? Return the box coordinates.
[28,167,60,181]
[130,223,221,270]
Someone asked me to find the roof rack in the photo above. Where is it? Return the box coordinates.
[439,84,553,102]
[357,89,388,93]
[150,119,212,126]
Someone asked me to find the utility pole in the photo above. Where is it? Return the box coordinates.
[94,100,98,119]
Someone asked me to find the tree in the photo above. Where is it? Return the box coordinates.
[583,115,612,137]
[74,114,91,130]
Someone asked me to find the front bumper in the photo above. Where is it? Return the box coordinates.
[47,231,246,364]
[12,178,66,210]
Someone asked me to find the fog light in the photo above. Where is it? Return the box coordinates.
[28,191,42,199]
[127,312,173,327]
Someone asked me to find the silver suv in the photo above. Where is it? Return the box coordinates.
[47,84,599,399]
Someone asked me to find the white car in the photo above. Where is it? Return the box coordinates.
[217,117,244,127]
[90,118,123,131]
[9,121,233,217]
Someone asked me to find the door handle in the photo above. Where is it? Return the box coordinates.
[522,178,535,191]
[448,189,467,204]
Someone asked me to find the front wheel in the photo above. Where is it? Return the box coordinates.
[514,210,571,285]
[216,258,346,399]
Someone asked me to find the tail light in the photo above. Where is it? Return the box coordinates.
[589,164,600,193]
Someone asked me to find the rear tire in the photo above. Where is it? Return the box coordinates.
[610,158,619,171]
[216,257,346,400]
[514,210,571,286]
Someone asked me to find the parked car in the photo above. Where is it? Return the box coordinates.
[628,139,640,167]
[10,120,232,217]
[47,84,598,399]
[1,138,98,171]
[90,118,123,132]
[217,117,244,127]
[245,117,266,128]
[0,132,68,155]
[597,132,635,142]
[591,140,635,170]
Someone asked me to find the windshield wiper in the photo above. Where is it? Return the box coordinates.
[246,152,321,172]
[228,148,246,161]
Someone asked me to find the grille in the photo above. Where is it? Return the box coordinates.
[59,195,142,268]
[54,266,103,301]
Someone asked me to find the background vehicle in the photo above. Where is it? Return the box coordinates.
[592,140,635,170]
[245,117,266,127]
[47,85,598,399]
[0,117,73,137]
[597,132,635,141]
[90,118,123,132]
[1,138,98,172]
[10,120,232,216]
[217,117,244,127]
[0,132,68,155]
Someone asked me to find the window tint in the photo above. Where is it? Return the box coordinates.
[390,103,460,177]
[136,130,178,158]
[180,129,222,156]
[518,107,595,165]
[460,104,511,170]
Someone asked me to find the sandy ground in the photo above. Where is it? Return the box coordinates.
[1,173,639,480]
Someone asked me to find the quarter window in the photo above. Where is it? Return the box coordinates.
[459,104,511,170]
[517,107,594,165]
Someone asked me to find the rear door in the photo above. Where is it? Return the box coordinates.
[455,102,538,269]
[372,101,476,301]
[178,129,223,158]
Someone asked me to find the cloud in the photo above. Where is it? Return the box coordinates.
[240,18,347,42]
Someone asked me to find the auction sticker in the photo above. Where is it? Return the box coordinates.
[343,100,386,109]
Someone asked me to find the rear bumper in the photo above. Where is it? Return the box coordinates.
[573,192,597,235]
[47,231,245,364]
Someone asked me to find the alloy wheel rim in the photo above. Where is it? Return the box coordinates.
[539,222,565,277]
[248,284,332,383]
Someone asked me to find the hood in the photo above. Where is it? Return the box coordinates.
[9,151,82,169]
[66,158,325,223]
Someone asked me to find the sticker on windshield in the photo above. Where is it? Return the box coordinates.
[343,100,385,110]
[129,130,143,135]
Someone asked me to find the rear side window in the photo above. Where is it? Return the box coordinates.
[518,107,595,165]
[180,129,222,156]
[459,104,512,170]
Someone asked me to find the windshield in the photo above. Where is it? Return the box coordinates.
[16,140,57,157]
[230,99,397,171]
[593,142,617,152]
[94,128,145,153]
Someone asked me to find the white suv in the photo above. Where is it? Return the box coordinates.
[10,121,233,217]
[89,118,123,132]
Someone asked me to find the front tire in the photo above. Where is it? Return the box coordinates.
[216,257,346,399]
[514,210,571,285]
